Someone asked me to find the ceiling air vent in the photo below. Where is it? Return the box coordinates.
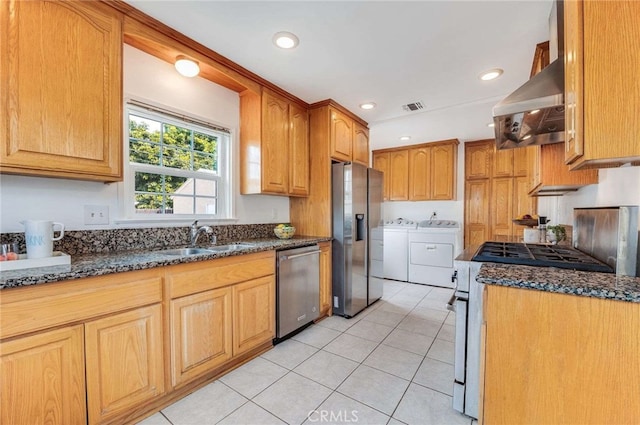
[402,101,425,112]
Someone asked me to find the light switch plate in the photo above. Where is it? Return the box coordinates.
[84,205,109,225]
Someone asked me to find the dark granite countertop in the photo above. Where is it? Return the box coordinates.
[0,236,331,290]
[477,262,640,303]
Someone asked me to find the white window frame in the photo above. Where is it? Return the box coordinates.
[120,102,233,221]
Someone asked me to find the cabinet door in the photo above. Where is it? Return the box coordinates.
[494,149,514,177]
[289,103,310,197]
[408,147,431,201]
[465,179,491,248]
[352,122,370,166]
[0,0,122,181]
[389,150,409,201]
[171,288,232,388]
[330,109,353,162]
[513,176,536,225]
[529,146,542,193]
[233,276,275,356]
[318,242,333,318]
[564,0,583,164]
[491,178,514,241]
[465,141,493,179]
[1,325,86,425]
[261,90,289,194]
[513,147,530,177]
[85,305,164,424]
[431,143,456,200]
[372,152,391,201]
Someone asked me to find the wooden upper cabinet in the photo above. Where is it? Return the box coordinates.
[431,142,457,200]
[288,102,310,197]
[261,90,290,194]
[530,143,598,195]
[0,325,87,425]
[465,179,491,248]
[513,147,530,177]
[494,149,514,177]
[330,108,353,162]
[353,122,370,166]
[372,151,391,201]
[389,150,409,201]
[491,177,515,241]
[408,147,431,201]
[465,140,493,179]
[564,0,640,168]
[0,0,123,181]
[240,88,309,197]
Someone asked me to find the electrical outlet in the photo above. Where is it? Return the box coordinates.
[84,205,109,225]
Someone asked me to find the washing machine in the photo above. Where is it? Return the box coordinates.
[382,218,417,282]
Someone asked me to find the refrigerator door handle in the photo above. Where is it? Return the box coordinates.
[355,214,365,241]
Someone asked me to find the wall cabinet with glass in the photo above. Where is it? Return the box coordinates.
[0,0,123,181]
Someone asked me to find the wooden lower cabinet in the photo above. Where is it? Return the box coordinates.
[318,241,332,318]
[84,304,164,424]
[170,288,233,388]
[233,276,276,356]
[482,285,640,424]
[0,325,87,425]
[465,179,491,247]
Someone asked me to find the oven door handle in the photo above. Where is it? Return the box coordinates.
[446,294,456,312]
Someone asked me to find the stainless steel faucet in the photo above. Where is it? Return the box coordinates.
[190,220,214,247]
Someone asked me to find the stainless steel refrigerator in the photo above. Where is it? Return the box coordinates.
[332,162,383,317]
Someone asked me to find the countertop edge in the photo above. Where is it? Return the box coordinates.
[0,236,332,290]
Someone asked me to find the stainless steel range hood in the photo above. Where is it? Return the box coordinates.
[493,0,565,149]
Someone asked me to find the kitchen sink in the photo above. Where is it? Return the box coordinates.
[208,243,257,252]
[157,248,216,256]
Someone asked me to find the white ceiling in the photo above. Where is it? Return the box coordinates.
[126,0,553,145]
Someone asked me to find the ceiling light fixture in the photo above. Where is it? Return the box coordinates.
[399,136,411,141]
[273,31,299,49]
[479,68,504,81]
[174,55,200,77]
[359,102,376,110]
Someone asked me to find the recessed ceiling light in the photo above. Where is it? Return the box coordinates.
[174,55,200,77]
[399,136,411,141]
[273,32,299,49]
[487,122,495,128]
[359,102,376,110]
[479,68,503,81]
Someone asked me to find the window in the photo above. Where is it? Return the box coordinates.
[125,103,231,218]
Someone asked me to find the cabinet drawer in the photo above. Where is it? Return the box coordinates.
[0,269,162,339]
[168,251,275,299]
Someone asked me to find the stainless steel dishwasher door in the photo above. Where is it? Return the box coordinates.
[276,244,321,339]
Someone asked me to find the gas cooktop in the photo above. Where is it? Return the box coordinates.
[472,241,613,273]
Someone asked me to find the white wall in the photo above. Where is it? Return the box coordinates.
[538,165,640,226]
[0,45,289,233]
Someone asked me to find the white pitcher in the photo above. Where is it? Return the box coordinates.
[22,220,65,259]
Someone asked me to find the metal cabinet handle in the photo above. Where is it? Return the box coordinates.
[280,250,321,261]
[425,245,437,250]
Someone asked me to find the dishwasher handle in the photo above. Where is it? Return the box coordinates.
[280,250,321,261]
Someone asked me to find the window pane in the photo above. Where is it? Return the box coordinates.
[163,124,191,149]
[195,179,217,197]
[195,197,217,215]
[134,193,164,214]
[129,115,161,142]
[163,146,192,170]
[164,175,190,195]
[135,172,164,193]
[130,140,160,166]
[170,195,194,215]
[193,152,216,172]
[194,132,217,155]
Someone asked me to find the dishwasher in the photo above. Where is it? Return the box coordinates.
[276,244,321,342]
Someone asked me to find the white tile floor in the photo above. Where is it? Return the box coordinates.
[138,278,475,425]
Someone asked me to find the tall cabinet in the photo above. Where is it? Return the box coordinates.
[464,140,537,247]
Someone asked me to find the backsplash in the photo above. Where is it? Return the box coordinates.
[0,224,278,256]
